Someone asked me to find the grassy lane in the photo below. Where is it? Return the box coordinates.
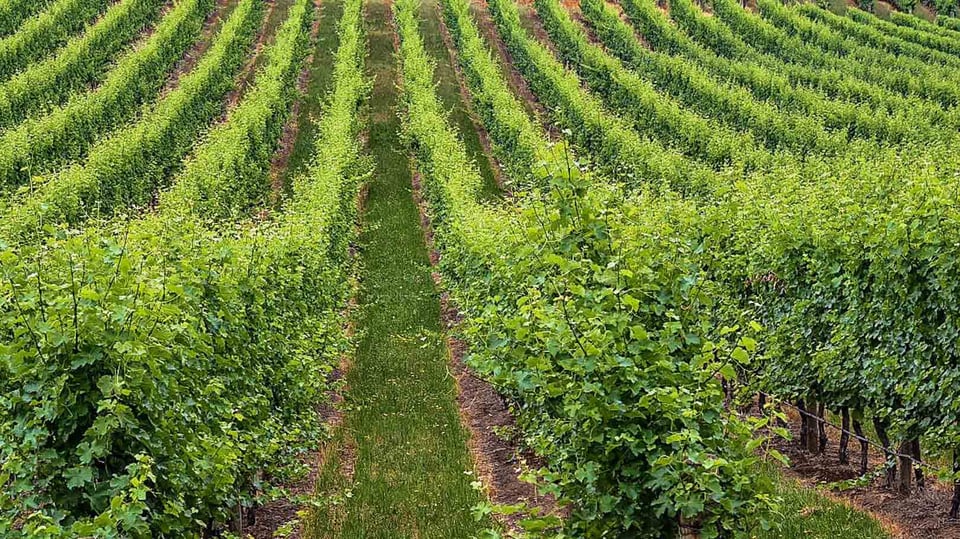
[418,0,500,199]
[308,0,486,536]
[279,0,343,193]
[756,467,890,539]
[239,0,296,93]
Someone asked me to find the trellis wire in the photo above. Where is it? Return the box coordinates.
[755,391,946,475]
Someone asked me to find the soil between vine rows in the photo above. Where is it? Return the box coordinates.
[770,407,960,539]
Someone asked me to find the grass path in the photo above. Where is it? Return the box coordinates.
[418,0,501,198]
[279,0,343,193]
[307,0,487,536]
[756,465,891,539]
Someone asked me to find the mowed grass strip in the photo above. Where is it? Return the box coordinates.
[279,0,344,194]
[756,466,891,539]
[308,0,485,536]
[418,0,500,199]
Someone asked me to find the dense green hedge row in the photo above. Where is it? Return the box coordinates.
[0,0,56,37]
[683,0,960,472]
[708,0,960,108]
[548,4,960,216]
[432,0,960,526]
[613,0,952,142]
[676,0,958,123]
[551,2,841,157]
[764,0,960,103]
[928,0,957,16]
[892,9,960,40]
[0,0,263,245]
[479,0,718,193]
[564,0,960,496]
[679,139,960,474]
[507,0,960,478]
[427,0,776,535]
[881,8,960,48]
[0,0,214,190]
[0,0,164,130]
[796,2,960,68]
[438,0,557,188]
[807,4,960,66]
[281,0,367,273]
[0,0,368,533]
[0,0,108,81]
[517,0,959,196]
[938,12,960,29]
[159,0,313,221]
[535,0,775,170]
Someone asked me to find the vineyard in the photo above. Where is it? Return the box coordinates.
[2,0,960,536]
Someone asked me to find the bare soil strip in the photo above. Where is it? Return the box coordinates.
[471,0,554,136]
[222,0,281,109]
[266,0,323,201]
[771,406,960,538]
[161,0,238,94]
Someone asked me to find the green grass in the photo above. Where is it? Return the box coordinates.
[243,0,296,85]
[418,0,501,199]
[279,0,345,194]
[754,466,890,539]
[467,0,545,124]
[306,0,486,536]
[826,0,848,14]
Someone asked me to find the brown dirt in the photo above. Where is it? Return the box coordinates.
[267,0,324,201]
[435,0,508,190]
[240,347,350,539]
[241,355,354,539]
[566,1,601,44]
[223,0,280,110]
[514,0,558,56]
[470,0,557,137]
[876,0,896,17]
[240,452,322,539]
[914,3,936,21]
[767,404,960,538]
[162,0,238,94]
[441,297,564,531]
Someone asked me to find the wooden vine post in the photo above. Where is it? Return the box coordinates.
[910,439,925,491]
[807,412,819,454]
[897,441,913,494]
[873,418,897,488]
[817,402,827,454]
[797,400,812,452]
[803,400,819,453]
